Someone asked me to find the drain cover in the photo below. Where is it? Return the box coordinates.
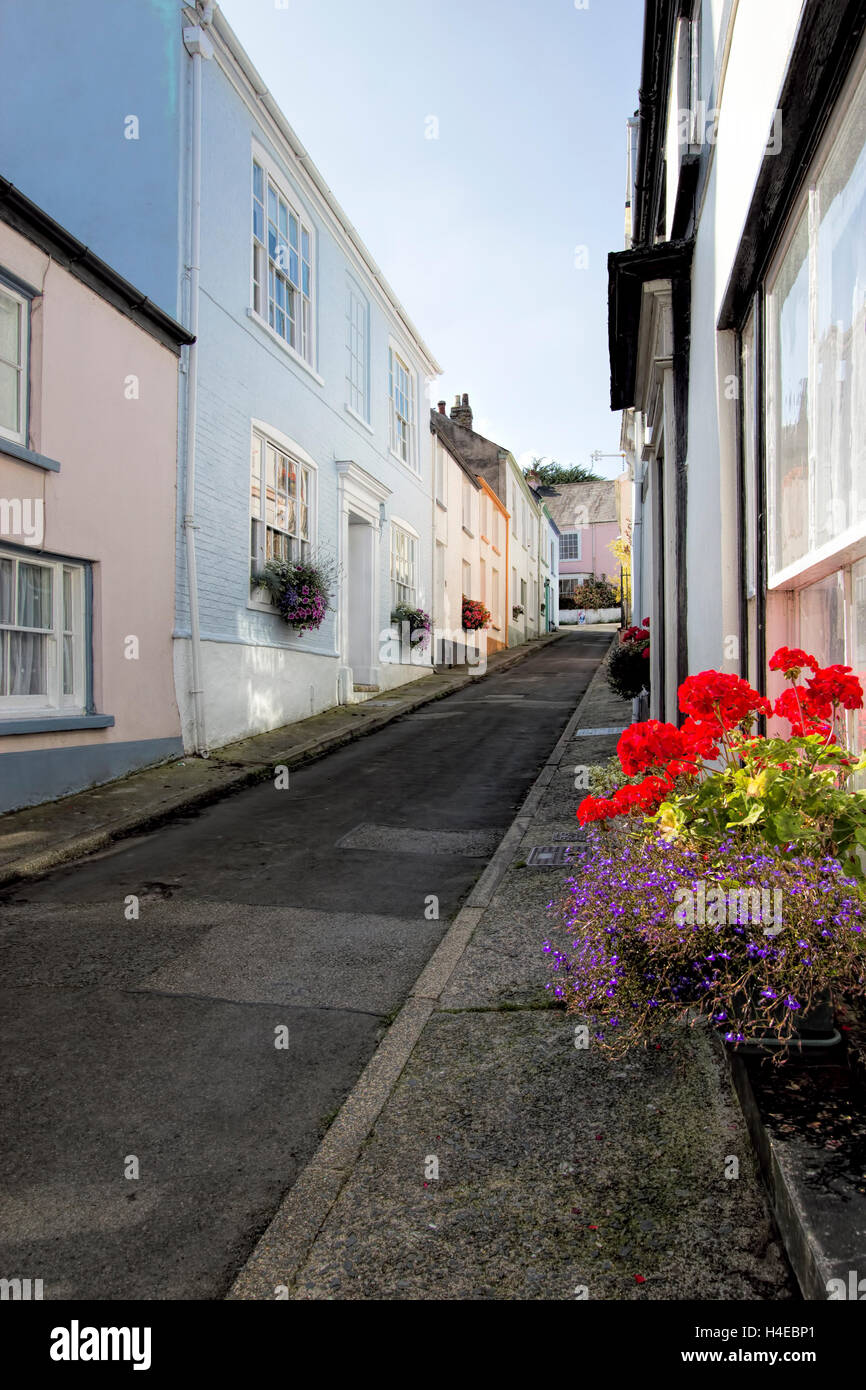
[575,727,627,736]
[525,844,583,868]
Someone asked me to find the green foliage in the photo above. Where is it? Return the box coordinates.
[651,736,866,881]
[572,576,620,609]
[524,458,600,485]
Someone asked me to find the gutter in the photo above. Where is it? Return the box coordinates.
[0,178,194,354]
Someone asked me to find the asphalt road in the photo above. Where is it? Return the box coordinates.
[0,629,609,1299]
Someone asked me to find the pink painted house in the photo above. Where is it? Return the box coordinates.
[536,479,621,602]
[0,182,192,810]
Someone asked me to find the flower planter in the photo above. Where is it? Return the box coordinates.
[723,996,841,1057]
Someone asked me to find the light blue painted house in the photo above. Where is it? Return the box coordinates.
[0,0,441,753]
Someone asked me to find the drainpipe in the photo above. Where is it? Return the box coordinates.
[181,8,214,755]
[631,412,645,722]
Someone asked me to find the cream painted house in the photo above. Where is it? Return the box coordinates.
[431,395,543,651]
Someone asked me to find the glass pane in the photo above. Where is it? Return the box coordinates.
[267,219,277,262]
[289,214,298,250]
[9,631,47,694]
[301,227,310,260]
[302,262,310,296]
[278,201,288,242]
[63,569,74,632]
[0,290,19,364]
[766,212,810,574]
[63,633,73,696]
[0,556,13,624]
[798,569,846,667]
[814,64,866,548]
[17,563,51,629]
[289,249,299,286]
[253,200,264,243]
[253,162,264,201]
[267,184,277,224]
[741,311,757,596]
[852,557,866,754]
[0,360,19,433]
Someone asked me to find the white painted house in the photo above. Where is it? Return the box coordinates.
[610,0,866,743]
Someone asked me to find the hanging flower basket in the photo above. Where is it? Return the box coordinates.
[392,603,432,651]
[254,554,337,634]
[462,596,491,631]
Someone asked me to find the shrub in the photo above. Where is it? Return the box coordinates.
[571,576,620,609]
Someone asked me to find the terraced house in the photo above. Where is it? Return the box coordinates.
[0,0,440,757]
[610,0,866,736]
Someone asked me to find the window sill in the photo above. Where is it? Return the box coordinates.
[246,309,325,385]
[389,448,421,478]
[0,712,114,736]
[462,525,475,538]
[435,498,447,512]
[345,403,374,434]
[0,436,61,472]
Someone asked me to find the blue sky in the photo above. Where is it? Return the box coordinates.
[219,0,644,479]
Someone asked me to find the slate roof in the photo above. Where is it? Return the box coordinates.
[537,479,618,528]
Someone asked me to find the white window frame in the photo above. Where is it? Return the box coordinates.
[462,476,474,534]
[0,281,29,446]
[560,531,582,562]
[249,426,317,600]
[390,522,418,608]
[251,151,315,367]
[346,278,369,422]
[0,548,86,714]
[388,342,418,472]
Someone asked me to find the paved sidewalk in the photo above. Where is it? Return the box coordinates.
[230,648,795,1301]
[0,632,567,887]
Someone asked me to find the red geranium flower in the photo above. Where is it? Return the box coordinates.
[806,664,864,712]
[679,671,770,732]
[768,646,819,680]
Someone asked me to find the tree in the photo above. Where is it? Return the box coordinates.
[524,457,600,485]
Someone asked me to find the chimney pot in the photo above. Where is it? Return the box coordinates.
[449,391,473,430]
[437,400,446,414]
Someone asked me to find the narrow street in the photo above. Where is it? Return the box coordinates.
[0,631,608,1300]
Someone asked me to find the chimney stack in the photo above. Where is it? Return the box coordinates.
[450,392,473,429]
[437,400,446,414]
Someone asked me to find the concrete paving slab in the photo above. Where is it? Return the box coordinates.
[289,1011,793,1301]
[141,906,443,1014]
